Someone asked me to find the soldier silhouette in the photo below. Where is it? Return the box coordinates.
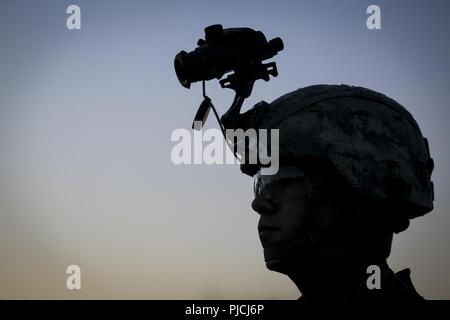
[246,84,434,300]
[174,26,434,301]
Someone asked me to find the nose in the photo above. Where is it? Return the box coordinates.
[251,195,275,215]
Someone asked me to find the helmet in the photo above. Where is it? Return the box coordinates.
[240,84,434,221]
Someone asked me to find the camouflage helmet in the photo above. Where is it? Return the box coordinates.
[239,84,434,220]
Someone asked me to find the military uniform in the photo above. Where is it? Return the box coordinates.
[297,268,424,301]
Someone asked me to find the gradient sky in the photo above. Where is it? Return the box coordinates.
[0,0,449,299]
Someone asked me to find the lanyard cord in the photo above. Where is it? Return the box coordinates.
[201,80,240,160]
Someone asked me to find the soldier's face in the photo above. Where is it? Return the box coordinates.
[251,178,313,271]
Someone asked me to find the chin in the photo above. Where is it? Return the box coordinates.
[265,259,284,272]
[262,240,318,274]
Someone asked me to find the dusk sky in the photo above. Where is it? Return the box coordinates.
[1,0,449,298]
